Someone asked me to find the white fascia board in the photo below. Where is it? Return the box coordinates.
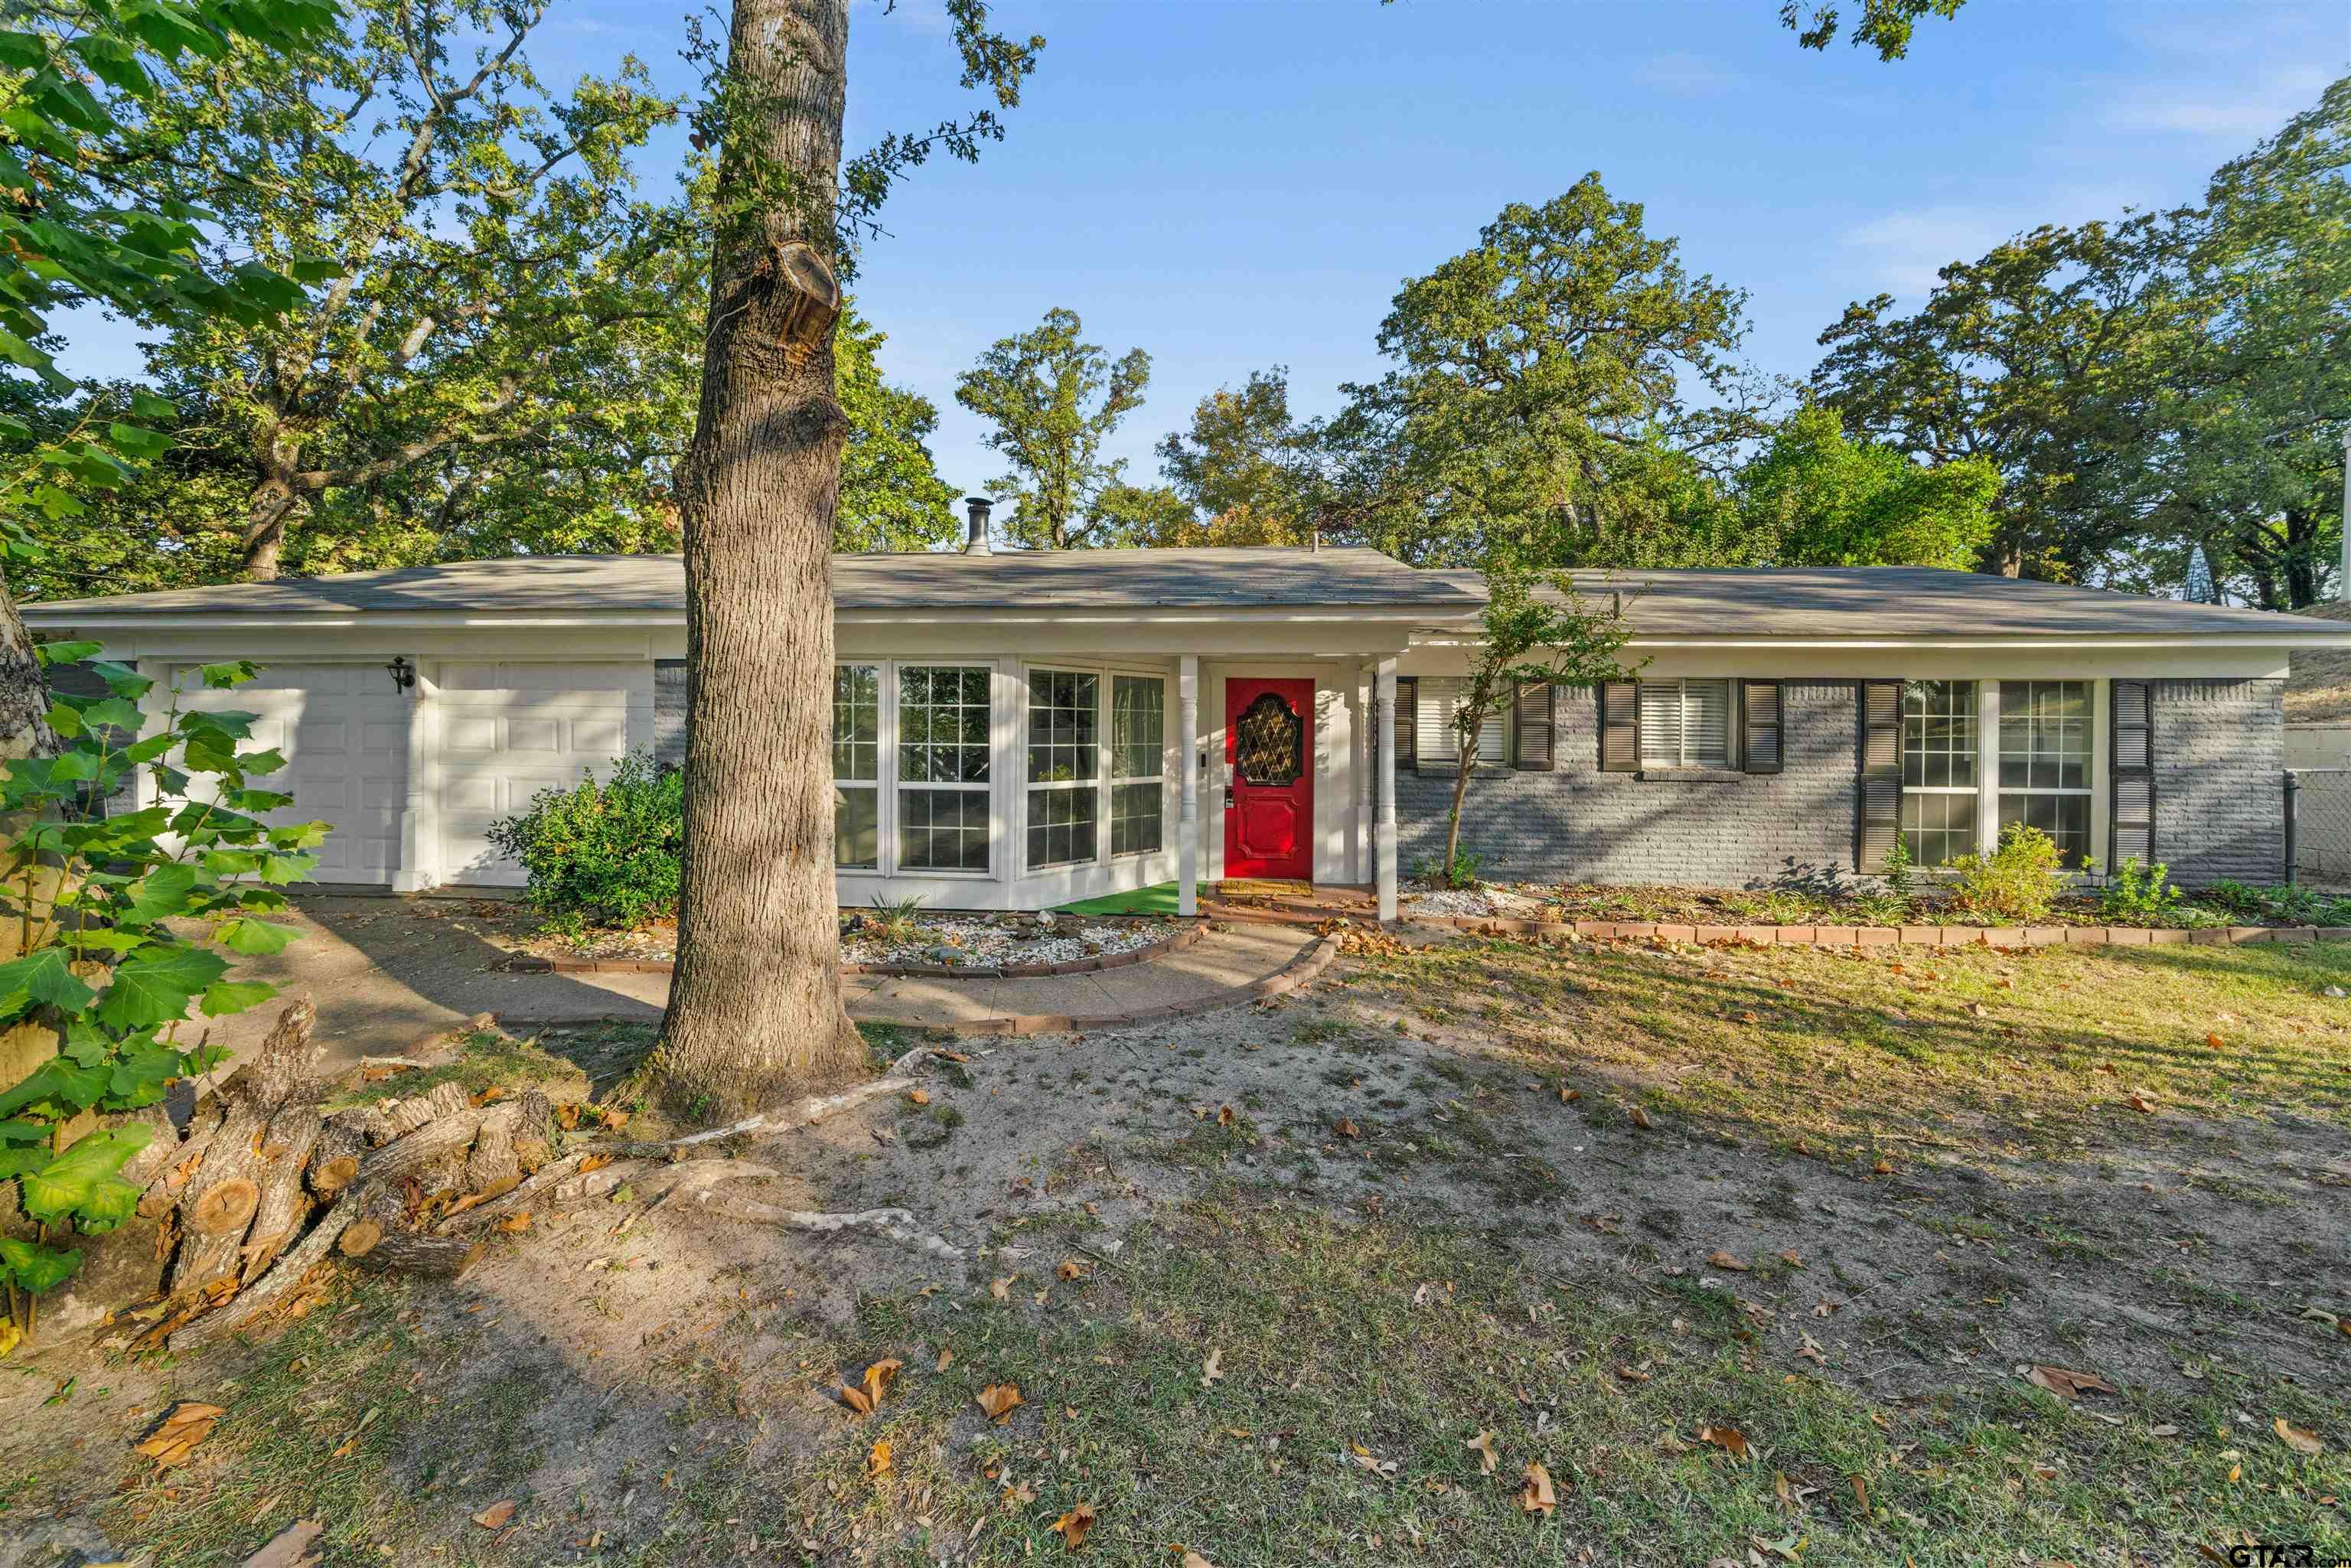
[24,606,1463,631]
[1410,634,2351,650]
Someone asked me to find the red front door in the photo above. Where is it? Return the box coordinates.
[1224,678,1314,882]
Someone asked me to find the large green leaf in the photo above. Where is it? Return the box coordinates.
[212,918,296,957]
[18,1125,151,1223]
[0,1057,109,1120]
[74,1175,141,1235]
[107,1042,186,1105]
[92,946,228,1031]
[0,1236,79,1295]
[119,862,198,925]
[197,980,275,1018]
[0,948,96,1012]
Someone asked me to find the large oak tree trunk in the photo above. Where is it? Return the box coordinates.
[641,0,864,1117]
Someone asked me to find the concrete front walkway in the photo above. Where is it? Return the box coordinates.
[189,896,1325,1075]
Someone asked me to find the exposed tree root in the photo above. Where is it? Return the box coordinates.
[654,1045,934,1150]
[689,1188,964,1263]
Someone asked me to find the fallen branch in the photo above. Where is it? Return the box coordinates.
[659,1045,935,1151]
[694,1192,964,1263]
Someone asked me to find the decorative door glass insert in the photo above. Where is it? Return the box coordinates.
[1234,691,1304,787]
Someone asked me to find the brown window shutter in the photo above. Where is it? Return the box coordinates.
[1512,682,1555,771]
[1394,677,1418,774]
[2111,680,2155,868]
[1856,680,1902,872]
[1741,682,1783,774]
[1599,681,1638,772]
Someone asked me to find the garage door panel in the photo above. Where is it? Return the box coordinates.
[504,718,561,753]
[436,665,638,887]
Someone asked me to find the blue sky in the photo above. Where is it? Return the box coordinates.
[64,0,2351,500]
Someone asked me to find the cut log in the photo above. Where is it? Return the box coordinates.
[510,1088,556,1174]
[463,1101,520,1201]
[308,1110,373,1198]
[168,1185,368,1352]
[382,1081,471,1137]
[336,1187,403,1259]
[168,1001,320,1294]
[240,1106,324,1283]
[350,1231,484,1281]
[356,1109,484,1191]
[139,1099,227,1218]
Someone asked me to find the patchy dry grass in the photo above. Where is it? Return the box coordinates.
[800,1191,2349,1566]
[1342,935,2351,1164]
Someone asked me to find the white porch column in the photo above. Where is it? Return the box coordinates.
[1376,657,1398,924]
[1179,655,1200,917]
[393,660,440,893]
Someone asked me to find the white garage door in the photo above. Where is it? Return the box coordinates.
[437,662,647,886]
[171,663,409,884]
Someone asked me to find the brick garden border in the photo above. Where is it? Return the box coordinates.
[855,931,1344,1037]
[506,919,1207,979]
[1414,914,2345,948]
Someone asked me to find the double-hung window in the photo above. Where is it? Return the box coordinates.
[1997,680,2092,866]
[897,665,992,872]
[1110,675,1166,856]
[1026,670,1099,869]
[1638,680,1732,769]
[1413,676,1505,768]
[1899,680,1978,867]
[833,664,881,870]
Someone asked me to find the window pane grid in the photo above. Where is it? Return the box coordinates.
[1110,781,1162,856]
[899,787,990,872]
[896,665,990,872]
[1997,680,2091,867]
[1026,783,1098,869]
[1112,676,1164,780]
[1900,679,1977,791]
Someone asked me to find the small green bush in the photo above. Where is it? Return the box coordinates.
[1946,823,2065,922]
[487,749,683,932]
[1414,848,1485,891]
[2098,856,2182,923]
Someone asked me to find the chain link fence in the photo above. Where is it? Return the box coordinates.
[2286,768,2351,886]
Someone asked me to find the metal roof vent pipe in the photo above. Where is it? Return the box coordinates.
[962,496,993,556]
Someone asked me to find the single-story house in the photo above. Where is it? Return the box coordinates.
[27,504,2348,917]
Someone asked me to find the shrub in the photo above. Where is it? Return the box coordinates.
[1946,823,2065,922]
[2098,856,2182,923]
[487,750,683,933]
[1414,848,1484,891]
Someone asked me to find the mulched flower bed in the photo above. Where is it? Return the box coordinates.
[1407,880,2340,931]
[839,911,1176,970]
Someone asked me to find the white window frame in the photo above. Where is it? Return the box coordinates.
[1898,677,1979,869]
[833,663,883,872]
[1110,673,1168,859]
[1414,676,1506,768]
[1638,678,1734,770]
[1994,678,2094,867]
[1024,666,1103,873]
[893,661,998,878]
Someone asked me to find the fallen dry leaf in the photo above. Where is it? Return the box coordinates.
[936,1348,954,1373]
[1629,1106,1654,1130]
[1699,1424,1749,1460]
[497,1211,531,1234]
[1518,1460,1557,1516]
[2275,1417,2323,1456]
[990,1275,1015,1301]
[1200,1348,1224,1389]
[1057,1258,1087,1282]
[2126,1092,2157,1115]
[976,1383,1025,1424]
[1872,1157,1895,1175]
[1050,1501,1095,1550]
[1335,1118,1361,1139]
[1217,1104,1234,1127]
[133,1402,225,1469]
[1850,1474,1869,1511]
[2027,1365,2117,1400]
[1776,1250,1805,1269]
[1182,1554,1216,1568]
[1559,1086,1581,1103]
[239,1517,324,1568]
[2206,1032,2225,1050]
[471,1500,515,1530]
[1706,1250,1750,1273]
[908,1089,931,1107]
[1466,1429,1499,1474]
[865,1439,892,1479]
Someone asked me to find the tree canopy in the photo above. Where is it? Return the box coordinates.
[954,307,1153,549]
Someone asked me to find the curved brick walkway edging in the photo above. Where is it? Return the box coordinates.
[508,919,1206,980]
[1411,914,2347,948]
[856,932,1344,1038]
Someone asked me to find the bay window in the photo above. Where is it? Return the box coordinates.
[1997,680,2092,866]
[1899,679,1978,867]
[833,664,880,869]
[1110,674,1166,855]
[897,665,991,872]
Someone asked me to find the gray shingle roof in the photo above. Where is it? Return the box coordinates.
[1437,567,2350,641]
[22,547,1479,619]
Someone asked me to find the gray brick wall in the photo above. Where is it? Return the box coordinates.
[2153,677,2284,886]
[1396,681,1860,889]
[654,660,687,770]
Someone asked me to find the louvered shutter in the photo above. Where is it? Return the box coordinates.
[1741,682,1783,774]
[1512,682,1555,771]
[1599,682,1638,772]
[2110,680,2155,868]
[1857,680,1902,872]
[1394,677,1418,773]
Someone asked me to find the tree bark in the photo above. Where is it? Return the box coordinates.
[639,0,863,1118]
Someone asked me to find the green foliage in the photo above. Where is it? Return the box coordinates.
[2203,879,2351,927]
[2098,857,2183,923]
[1133,368,1322,546]
[486,751,683,934]
[1945,823,2066,923]
[0,648,323,1322]
[1780,0,1967,60]
[862,892,927,949]
[1734,406,1999,569]
[836,308,960,551]
[1413,849,1484,892]
[1879,834,1915,909]
[954,307,1154,549]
